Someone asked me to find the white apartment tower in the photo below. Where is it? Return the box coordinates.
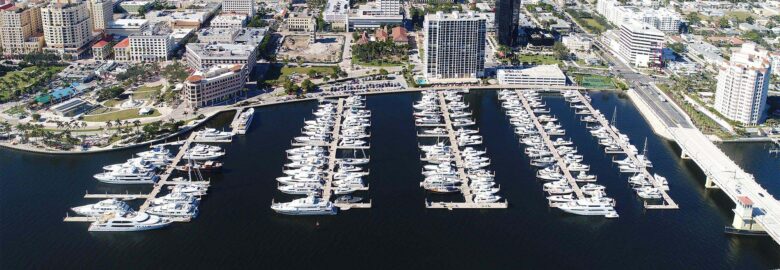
[617,20,664,67]
[423,11,487,80]
[378,0,400,15]
[222,0,255,17]
[0,4,45,55]
[714,43,772,125]
[41,0,94,58]
[88,0,112,31]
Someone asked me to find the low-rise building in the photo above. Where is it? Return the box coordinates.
[185,43,257,73]
[120,0,152,14]
[184,64,246,108]
[197,27,267,45]
[210,13,247,28]
[91,39,112,60]
[105,19,149,36]
[51,98,92,116]
[113,38,130,61]
[497,65,567,86]
[562,34,591,51]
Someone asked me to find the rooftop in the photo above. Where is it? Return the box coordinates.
[187,43,256,58]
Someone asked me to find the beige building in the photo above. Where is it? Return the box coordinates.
[113,38,130,61]
[184,64,247,108]
[128,22,175,62]
[222,0,255,17]
[185,43,257,73]
[210,13,247,28]
[88,0,112,31]
[91,39,112,60]
[0,4,45,56]
[41,0,95,58]
[287,13,316,31]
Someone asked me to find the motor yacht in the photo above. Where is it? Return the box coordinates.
[474,193,502,203]
[94,167,159,184]
[150,192,201,206]
[278,183,323,195]
[71,199,132,216]
[271,195,337,215]
[557,198,618,218]
[88,211,172,232]
[170,183,209,196]
[636,186,663,199]
[146,202,199,218]
[194,128,233,141]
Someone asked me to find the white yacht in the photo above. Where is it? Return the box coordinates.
[278,183,323,195]
[558,198,618,218]
[102,157,158,172]
[271,195,337,215]
[170,184,209,196]
[235,108,255,135]
[94,167,159,184]
[71,199,132,216]
[195,128,233,141]
[146,202,199,218]
[88,212,172,232]
[183,145,225,161]
[150,192,201,206]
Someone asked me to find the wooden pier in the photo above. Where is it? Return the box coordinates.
[571,91,679,209]
[515,90,585,200]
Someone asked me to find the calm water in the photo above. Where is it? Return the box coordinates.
[2,91,779,269]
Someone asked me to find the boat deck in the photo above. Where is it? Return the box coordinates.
[322,99,372,210]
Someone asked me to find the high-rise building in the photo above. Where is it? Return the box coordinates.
[616,20,664,67]
[495,0,520,47]
[88,0,112,31]
[423,11,487,80]
[378,0,400,15]
[714,43,772,125]
[128,22,174,62]
[222,0,255,18]
[0,3,45,56]
[41,0,94,58]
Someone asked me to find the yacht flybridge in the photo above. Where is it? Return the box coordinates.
[88,212,172,232]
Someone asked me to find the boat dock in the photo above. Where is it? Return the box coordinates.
[423,92,507,209]
[323,98,372,210]
[65,131,202,223]
[515,90,585,200]
[571,91,678,209]
[321,99,345,202]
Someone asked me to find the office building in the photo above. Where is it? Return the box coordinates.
[616,20,664,67]
[423,11,487,80]
[184,64,247,108]
[497,65,567,86]
[378,0,400,15]
[714,43,772,125]
[222,0,255,17]
[128,22,175,62]
[185,43,257,73]
[210,13,247,28]
[495,0,520,47]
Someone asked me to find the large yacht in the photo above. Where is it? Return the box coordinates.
[557,198,619,218]
[88,212,172,232]
[235,108,254,135]
[71,199,132,216]
[94,167,159,184]
[271,195,337,215]
[183,145,225,161]
[195,128,233,141]
[146,202,199,218]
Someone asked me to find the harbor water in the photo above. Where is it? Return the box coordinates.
[1,91,779,269]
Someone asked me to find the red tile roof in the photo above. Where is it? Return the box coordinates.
[93,40,109,48]
[114,38,130,49]
[391,26,408,43]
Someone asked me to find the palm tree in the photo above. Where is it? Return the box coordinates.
[133,120,141,132]
[105,121,112,128]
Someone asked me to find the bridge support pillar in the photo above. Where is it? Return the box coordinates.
[705,177,719,189]
[728,196,766,234]
[680,151,691,160]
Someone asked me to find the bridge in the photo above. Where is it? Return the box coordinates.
[669,127,780,240]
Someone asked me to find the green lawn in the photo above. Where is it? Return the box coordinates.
[263,65,335,85]
[726,11,753,21]
[131,85,163,99]
[517,55,562,65]
[83,108,161,122]
[581,18,606,32]
[103,98,124,107]
[0,66,65,102]
[351,58,404,67]
[576,74,615,89]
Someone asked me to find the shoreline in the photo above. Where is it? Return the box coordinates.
[3,85,771,155]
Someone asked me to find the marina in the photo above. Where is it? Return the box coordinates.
[562,90,678,209]
[499,90,617,218]
[4,91,780,268]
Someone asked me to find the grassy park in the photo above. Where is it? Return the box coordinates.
[131,85,163,99]
[263,65,334,85]
[0,66,65,102]
[517,54,562,65]
[84,108,160,122]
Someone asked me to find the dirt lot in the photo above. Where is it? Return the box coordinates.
[278,35,344,63]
